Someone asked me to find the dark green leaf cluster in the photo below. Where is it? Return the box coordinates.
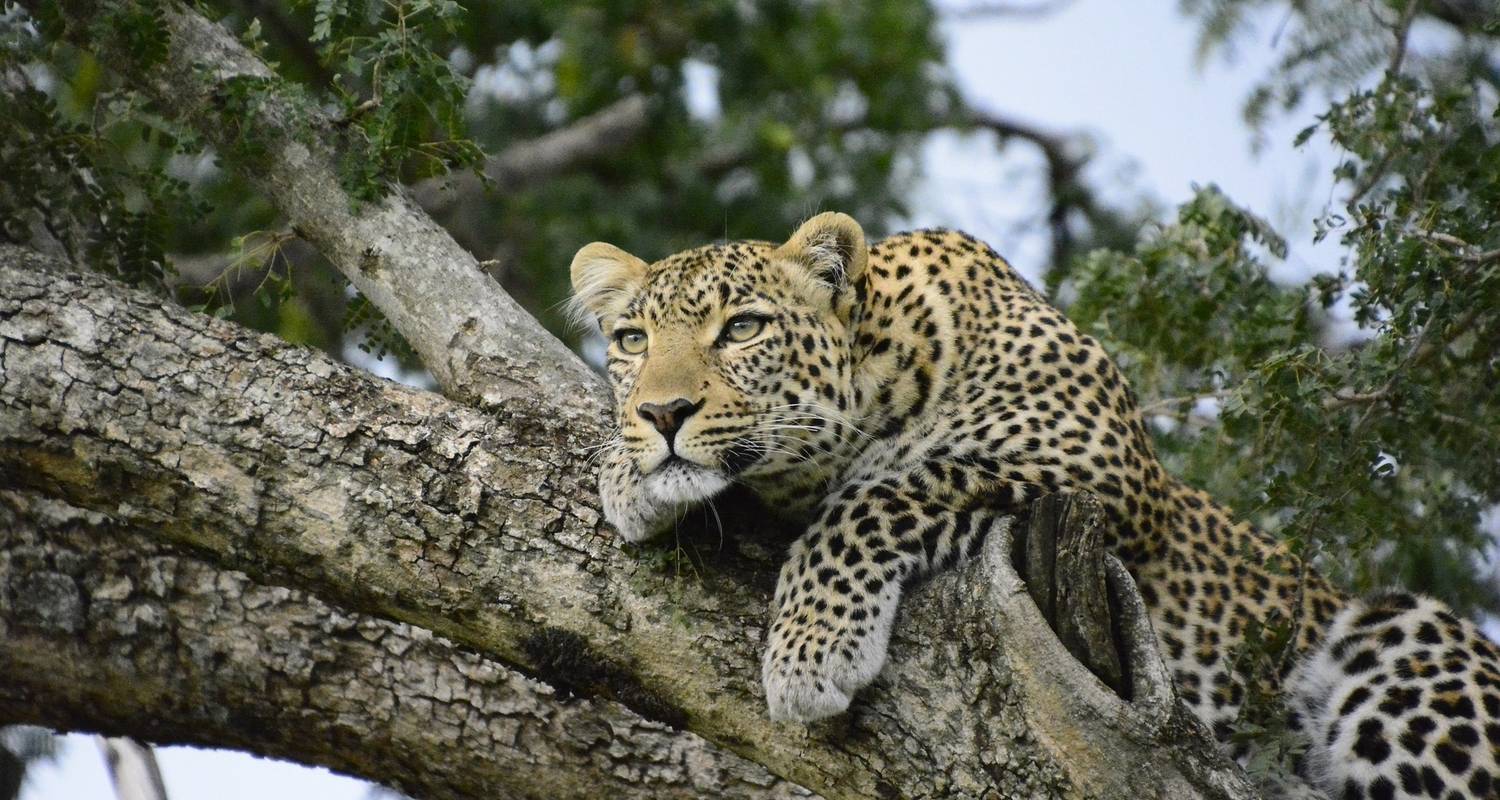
[293,0,485,201]
[447,0,956,337]
[0,14,199,290]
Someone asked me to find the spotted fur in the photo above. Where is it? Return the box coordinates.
[570,213,1500,798]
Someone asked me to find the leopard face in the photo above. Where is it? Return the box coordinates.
[569,216,869,534]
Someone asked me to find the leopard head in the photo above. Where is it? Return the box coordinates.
[569,213,870,523]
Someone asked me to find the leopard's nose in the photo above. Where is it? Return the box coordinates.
[636,398,703,441]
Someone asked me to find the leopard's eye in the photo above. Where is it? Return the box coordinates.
[614,328,649,354]
[721,314,768,344]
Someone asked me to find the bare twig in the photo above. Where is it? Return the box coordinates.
[1412,230,1500,265]
[1387,0,1423,76]
[1322,387,1390,409]
[413,94,652,215]
[1138,390,1232,417]
[939,0,1076,19]
[334,96,381,127]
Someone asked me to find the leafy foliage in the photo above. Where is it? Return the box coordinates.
[1110,0,1500,616]
[442,0,956,334]
[1063,9,1498,772]
[299,0,485,199]
[4,0,957,363]
[0,14,192,290]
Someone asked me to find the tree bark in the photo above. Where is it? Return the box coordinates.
[0,490,804,800]
[97,737,169,800]
[0,251,1264,799]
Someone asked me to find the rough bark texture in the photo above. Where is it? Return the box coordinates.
[0,252,1265,799]
[0,490,804,800]
[1020,494,1125,694]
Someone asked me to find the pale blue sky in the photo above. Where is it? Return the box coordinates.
[910,0,1340,287]
[16,2,1377,797]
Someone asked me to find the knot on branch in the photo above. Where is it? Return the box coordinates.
[1014,493,1128,695]
[995,492,1179,728]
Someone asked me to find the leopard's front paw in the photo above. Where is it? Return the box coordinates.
[762,659,852,722]
[760,581,900,723]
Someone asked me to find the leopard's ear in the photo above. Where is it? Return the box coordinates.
[568,242,649,329]
[776,212,868,291]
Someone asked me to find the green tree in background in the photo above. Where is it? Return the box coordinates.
[1066,0,1499,615]
[1057,2,1499,768]
[3,0,961,361]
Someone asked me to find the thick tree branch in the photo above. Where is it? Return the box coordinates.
[0,490,805,800]
[11,4,1267,797]
[0,251,1264,799]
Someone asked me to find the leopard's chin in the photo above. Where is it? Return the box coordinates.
[643,458,730,506]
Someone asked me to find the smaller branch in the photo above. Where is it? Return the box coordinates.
[1336,313,1435,430]
[1322,388,1389,409]
[50,3,605,412]
[1324,302,1482,414]
[414,94,651,214]
[1345,145,1399,210]
[939,0,1076,19]
[98,738,170,800]
[333,96,381,127]
[1387,0,1423,76]
[1436,410,1494,438]
[1412,230,1500,265]
[1138,390,1231,417]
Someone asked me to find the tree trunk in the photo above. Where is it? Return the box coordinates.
[2,3,1272,797]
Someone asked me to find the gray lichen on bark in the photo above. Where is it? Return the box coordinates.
[0,490,806,800]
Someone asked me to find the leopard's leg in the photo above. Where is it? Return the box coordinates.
[761,471,1012,722]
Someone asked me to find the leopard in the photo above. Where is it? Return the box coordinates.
[569,212,1500,799]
